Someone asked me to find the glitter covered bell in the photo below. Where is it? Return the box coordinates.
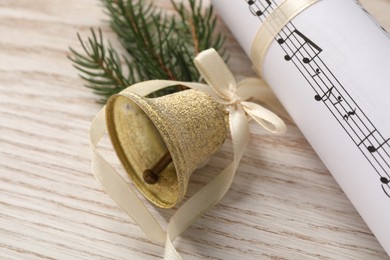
[105,89,228,208]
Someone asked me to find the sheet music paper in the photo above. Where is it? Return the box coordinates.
[211,0,390,254]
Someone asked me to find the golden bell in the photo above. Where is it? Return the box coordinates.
[105,89,228,208]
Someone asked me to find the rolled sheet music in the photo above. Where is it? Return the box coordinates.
[211,0,390,254]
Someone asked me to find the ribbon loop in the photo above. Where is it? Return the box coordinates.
[194,48,237,100]
[242,101,286,134]
[194,49,286,136]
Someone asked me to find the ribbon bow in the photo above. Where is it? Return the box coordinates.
[90,48,285,260]
[194,49,286,133]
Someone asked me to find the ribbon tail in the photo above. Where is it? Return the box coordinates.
[90,107,166,243]
[230,106,250,164]
[242,101,286,135]
[164,233,183,260]
[163,108,250,259]
[163,161,238,259]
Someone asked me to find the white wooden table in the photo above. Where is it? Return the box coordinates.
[1,0,389,259]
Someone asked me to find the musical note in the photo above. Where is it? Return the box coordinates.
[248,0,271,17]
[277,29,322,63]
[332,96,343,106]
[382,177,390,184]
[382,177,390,198]
[343,109,356,121]
[311,68,321,77]
[367,138,390,153]
[314,86,333,102]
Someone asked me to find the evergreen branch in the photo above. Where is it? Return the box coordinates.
[69,29,132,103]
[69,0,226,103]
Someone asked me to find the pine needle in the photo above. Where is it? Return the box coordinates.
[68,0,226,104]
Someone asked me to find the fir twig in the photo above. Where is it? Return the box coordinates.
[69,29,133,103]
[69,0,226,103]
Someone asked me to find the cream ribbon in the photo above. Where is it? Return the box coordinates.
[251,0,321,75]
[90,48,285,259]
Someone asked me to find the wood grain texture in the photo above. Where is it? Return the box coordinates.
[0,0,389,259]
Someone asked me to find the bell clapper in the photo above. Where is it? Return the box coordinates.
[143,152,172,184]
